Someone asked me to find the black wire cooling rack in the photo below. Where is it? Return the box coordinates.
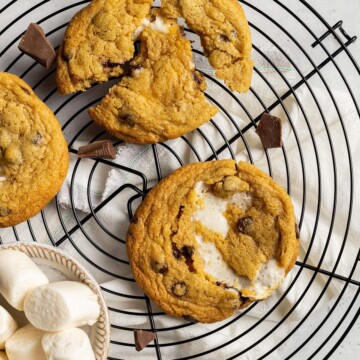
[1,0,360,359]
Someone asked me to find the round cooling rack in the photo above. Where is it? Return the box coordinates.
[1,0,360,359]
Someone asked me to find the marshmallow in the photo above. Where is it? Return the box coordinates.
[42,328,95,360]
[24,281,100,331]
[0,250,49,311]
[0,351,8,360]
[5,324,46,360]
[0,306,17,349]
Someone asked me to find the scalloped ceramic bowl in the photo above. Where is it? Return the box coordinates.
[0,242,110,360]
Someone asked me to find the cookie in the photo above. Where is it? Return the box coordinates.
[127,160,299,323]
[88,10,218,144]
[0,72,69,227]
[56,0,153,94]
[161,0,254,93]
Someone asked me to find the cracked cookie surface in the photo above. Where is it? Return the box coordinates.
[127,160,299,323]
[88,10,218,144]
[161,0,254,92]
[0,72,69,227]
[56,0,153,94]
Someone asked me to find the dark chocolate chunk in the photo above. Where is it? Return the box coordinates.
[103,60,123,68]
[78,140,116,159]
[172,242,181,259]
[220,34,230,42]
[134,330,156,352]
[181,245,194,258]
[256,113,282,149]
[237,216,253,234]
[176,205,185,221]
[119,114,135,126]
[172,281,187,297]
[182,315,198,323]
[18,23,56,69]
[32,132,42,144]
[193,71,203,85]
[151,261,169,274]
[295,223,300,239]
[61,52,72,62]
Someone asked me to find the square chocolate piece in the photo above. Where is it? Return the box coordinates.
[255,113,282,149]
[18,23,56,69]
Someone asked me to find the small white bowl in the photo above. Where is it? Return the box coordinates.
[0,242,110,360]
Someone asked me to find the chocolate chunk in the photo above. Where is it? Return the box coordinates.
[256,113,283,149]
[119,114,135,126]
[32,132,42,144]
[103,60,123,68]
[176,205,185,221]
[182,315,198,323]
[295,223,300,239]
[78,140,116,159]
[181,245,194,258]
[193,71,203,85]
[18,23,56,69]
[61,52,72,62]
[220,34,230,42]
[172,242,181,259]
[151,261,169,274]
[237,216,253,234]
[134,330,156,352]
[172,281,187,297]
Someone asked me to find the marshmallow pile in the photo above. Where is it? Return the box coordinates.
[0,250,100,360]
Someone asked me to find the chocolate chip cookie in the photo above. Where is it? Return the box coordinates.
[0,73,69,227]
[127,160,299,323]
[88,10,218,144]
[161,0,254,93]
[56,0,153,94]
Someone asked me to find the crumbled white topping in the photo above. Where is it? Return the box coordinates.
[133,16,170,39]
[0,176,5,182]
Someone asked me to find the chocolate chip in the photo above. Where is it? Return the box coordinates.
[150,14,157,22]
[172,242,181,259]
[176,205,185,221]
[70,74,82,83]
[193,71,203,85]
[61,52,72,62]
[18,23,56,69]
[131,216,138,224]
[181,245,194,258]
[78,140,116,159]
[0,208,11,217]
[119,114,135,126]
[151,261,169,274]
[220,34,230,42]
[103,60,122,68]
[172,281,187,297]
[295,223,300,239]
[32,132,42,144]
[256,113,283,149]
[134,330,156,352]
[237,216,253,234]
[182,315,198,323]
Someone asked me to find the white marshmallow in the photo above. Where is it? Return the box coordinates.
[42,328,95,360]
[0,306,17,349]
[24,281,100,331]
[0,250,49,311]
[0,351,8,360]
[5,324,46,360]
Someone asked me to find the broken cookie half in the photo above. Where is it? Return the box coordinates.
[56,0,153,94]
[88,10,218,144]
[161,0,254,93]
